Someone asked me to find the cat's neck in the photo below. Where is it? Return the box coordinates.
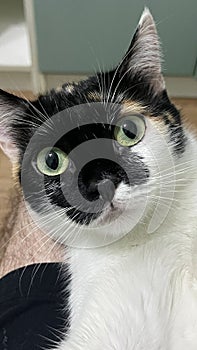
[68,190,197,347]
[0,188,64,279]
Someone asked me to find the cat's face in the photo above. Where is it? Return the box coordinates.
[0,9,187,247]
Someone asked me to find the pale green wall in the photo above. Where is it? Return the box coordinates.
[33,0,197,76]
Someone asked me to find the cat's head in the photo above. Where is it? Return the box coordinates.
[0,9,190,247]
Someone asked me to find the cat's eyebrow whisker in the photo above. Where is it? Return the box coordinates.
[110,64,133,105]
[22,107,47,124]
[118,79,161,101]
[98,59,107,106]
[13,88,49,124]
[13,114,42,128]
[110,63,163,105]
[37,99,52,122]
[84,95,95,109]
[106,44,136,105]
[94,71,103,98]
[88,45,105,99]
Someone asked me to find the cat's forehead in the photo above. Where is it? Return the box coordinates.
[30,73,185,155]
[52,83,178,128]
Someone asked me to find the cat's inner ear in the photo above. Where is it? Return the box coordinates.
[0,128,18,162]
[119,7,165,94]
[0,90,26,162]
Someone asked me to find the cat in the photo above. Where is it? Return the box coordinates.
[1,7,197,350]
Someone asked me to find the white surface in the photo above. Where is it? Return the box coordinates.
[0,22,31,69]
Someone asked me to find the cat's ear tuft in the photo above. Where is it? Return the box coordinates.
[0,90,27,162]
[120,7,165,94]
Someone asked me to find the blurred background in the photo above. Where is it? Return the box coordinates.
[0,0,197,226]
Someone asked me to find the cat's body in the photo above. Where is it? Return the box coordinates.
[65,230,197,350]
[0,8,197,350]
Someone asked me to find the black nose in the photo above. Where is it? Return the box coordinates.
[97,179,115,203]
[78,158,128,203]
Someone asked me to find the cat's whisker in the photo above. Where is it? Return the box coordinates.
[158,160,197,173]
[148,194,181,203]
[0,220,35,254]
[37,99,52,121]
[61,221,83,247]
[146,198,178,212]
[25,234,66,297]
[154,165,197,178]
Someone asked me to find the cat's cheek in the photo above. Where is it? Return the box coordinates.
[133,119,172,177]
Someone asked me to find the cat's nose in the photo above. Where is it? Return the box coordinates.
[97,179,115,203]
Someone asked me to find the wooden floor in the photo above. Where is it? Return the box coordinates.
[0,96,196,229]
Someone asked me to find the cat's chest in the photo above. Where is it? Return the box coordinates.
[66,241,197,350]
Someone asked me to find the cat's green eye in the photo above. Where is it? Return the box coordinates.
[37,147,69,176]
[114,114,146,147]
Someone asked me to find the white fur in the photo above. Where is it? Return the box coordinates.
[53,128,197,350]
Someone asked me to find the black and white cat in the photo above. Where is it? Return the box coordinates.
[1,8,197,350]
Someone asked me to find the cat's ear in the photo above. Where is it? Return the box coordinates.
[119,7,165,94]
[0,90,27,163]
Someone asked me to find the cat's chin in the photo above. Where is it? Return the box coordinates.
[90,203,125,227]
[68,198,149,248]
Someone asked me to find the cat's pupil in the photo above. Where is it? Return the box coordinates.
[122,120,137,139]
[45,151,59,170]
